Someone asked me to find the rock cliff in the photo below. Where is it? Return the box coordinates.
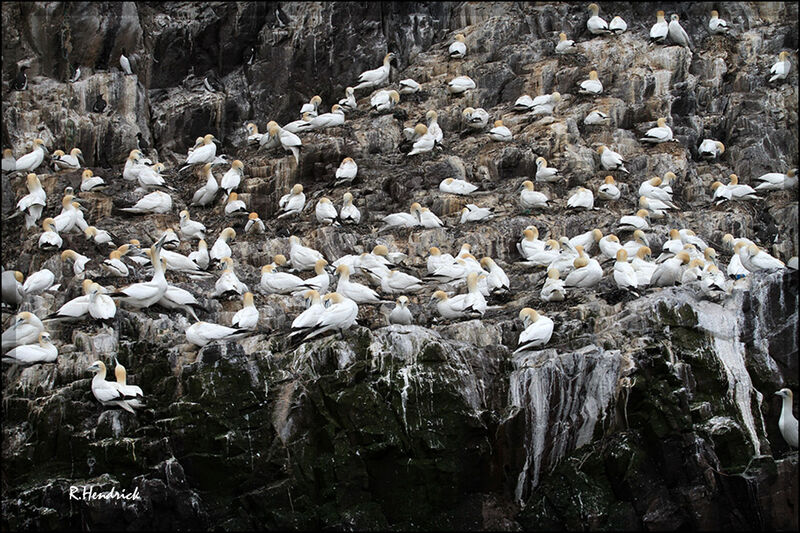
[2,2,798,530]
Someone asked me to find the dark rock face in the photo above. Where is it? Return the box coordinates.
[2,2,798,531]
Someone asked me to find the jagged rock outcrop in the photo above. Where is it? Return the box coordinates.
[2,2,798,530]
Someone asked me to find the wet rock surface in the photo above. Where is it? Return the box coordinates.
[2,2,798,530]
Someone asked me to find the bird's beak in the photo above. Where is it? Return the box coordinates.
[77,153,85,165]
[155,233,167,249]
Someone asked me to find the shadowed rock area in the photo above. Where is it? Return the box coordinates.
[2,2,798,530]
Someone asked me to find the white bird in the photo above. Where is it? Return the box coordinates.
[119,48,133,74]
[618,209,650,231]
[639,177,674,204]
[460,204,495,224]
[631,247,657,286]
[190,163,220,207]
[650,10,668,42]
[427,247,456,275]
[310,104,346,130]
[2,311,44,352]
[120,190,172,214]
[622,230,649,258]
[398,78,420,95]
[60,249,91,277]
[291,290,326,332]
[535,157,561,182]
[14,139,46,174]
[52,147,84,171]
[598,145,629,173]
[85,226,115,247]
[715,174,761,203]
[338,87,357,112]
[122,150,146,182]
[213,257,248,298]
[2,148,16,173]
[302,293,360,341]
[340,192,361,224]
[586,3,610,35]
[569,228,603,255]
[354,53,395,91]
[185,321,251,348]
[738,244,786,272]
[45,281,94,321]
[86,360,138,413]
[609,16,627,34]
[488,120,512,142]
[564,254,603,288]
[555,32,578,54]
[449,33,467,58]
[699,139,725,159]
[277,184,306,219]
[315,197,338,224]
[246,123,263,146]
[514,308,554,353]
[80,169,107,192]
[598,234,622,259]
[541,268,566,302]
[418,207,444,228]
[335,157,358,185]
[382,202,421,228]
[754,169,797,191]
[110,240,169,309]
[438,177,479,196]
[303,260,330,294]
[2,331,57,365]
[388,296,414,325]
[678,229,708,251]
[548,239,582,276]
[136,162,168,189]
[426,110,443,144]
[598,176,621,201]
[584,109,610,125]
[578,70,603,94]
[519,239,561,267]
[160,247,208,274]
[179,210,206,241]
[480,257,510,294]
[380,270,424,294]
[38,218,62,250]
[567,187,594,210]
[335,264,385,305]
[267,122,302,164]
[769,51,791,83]
[520,180,549,210]
[639,117,673,144]
[220,160,244,195]
[183,134,218,167]
[513,94,536,112]
[111,358,144,409]
[232,292,259,330]
[650,251,690,286]
[517,228,545,260]
[370,90,400,113]
[224,192,248,216]
[530,92,561,116]
[244,212,265,234]
[102,250,129,277]
[289,235,326,272]
[430,273,485,319]
[283,113,314,134]
[52,195,81,233]
[407,124,436,156]
[210,227,236,264]
[774,388,799,448]
[447,75,476,95]
[668,14,693,50]
[299,95,322,118]
[87,282,116,320]
[21,268,54,296]
[15,173,46,229]
[188,239,210,270]
[708,10,730,34]
[613,249,639,289]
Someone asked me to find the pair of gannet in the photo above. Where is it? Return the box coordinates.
[382,202,422,228]
[299,95,322,117]
[52,148,84,171]
[181,134,219,169]
[514,92,561,116]
[2,311,45,352]
[87,359,143,413]
[650,251,691,286]
[407,125,436,155]
[711,174,761,204]
[44,280,113,321]
[277,184,306,218]
[736,243,785,272]
[110,234,168,309]
[297,293,359,341]
[354,53,395,91]
[310,104,346,130]
[578,71,603,95]
[564,251,603,288]
[431,272,486,319]
[586,4,626,35]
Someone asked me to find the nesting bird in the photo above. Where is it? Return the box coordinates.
[769,51,791,83]
[447,75,476,95]
[586,3,610,35]
[708,10,730,34]
[650,10,668,42]
[354,53,395,91]
[578,71,603,95]
[639,118,674,143]
[449,33,467,58]
[555,33,578,54]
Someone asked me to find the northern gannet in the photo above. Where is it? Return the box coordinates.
[303,260,330,294]
[159,229,180,250]
[632,247,657,286]
[354,53,395,91]
[111,239,169,309]
[21,268,54,296]
[541,268,566,302]
[44,280,95,321]
[447,75,476,95]
[769,51,791,83]
[61,249,91,277]
[88,282,116,320]
[754,169,797,191]
[613,249,638,289]
[463,107,490,130]
[530,92,561,116]
[220,160,244,195]
[301,293,359,341]
[120,190,172,214]
[382,202,421,228]
[123,149,145,181]
[519,239,561,267]
[460,204,496,224]
[242,213,264,235]
[224,192,248,216]
[517,228,545,259]
[179,210,206,241]
[426,110,443,144]
[564,253,603,288]
[480,257,510,294]
[668,14,693,50]
[488,120,512,142]
[340,192,361,224]
[708,10,730,34]
[388,296,414,325]
[289,235,325,271]
[569,229,603,254]
[439,177,477,196]
[335,157,358,185]
[102,250,129,277]
[650,10,668,43]
[14,139,46,173]
[190,163,220,207]
[618,209,650,231]
[774,389,798,448]
[52,148,84,171]
[520,180,549,210]
[310,104,346,130]
[299,95,322,118]
[15,173,46,228]
[449,33,467,58]
[87,361,137,413]
[188,239,210,270]
[556,33,578,54]
[38,218,62,251]
[598,234,622,258]
[2,332,57,365]
[639,177,674,203]
[380,270,424,294]
[586,3,610,35]
[85,226,116,247]
[2,148,15,173]
[315,197,338,224]
[246,123,263,146]
[622,230,649,258]
[418,207,444,228]
[232,292,259,330]
[578,70,603,95]
[210,227,236,264]
[639,118,674,143]
[185,321,251,348]
[183,134,218,167]
[407,125,436,156]
[370,90,400,113]
[699,139,725,159]
[598,176,621,201]
[214,257,249,298]
[584,109,610,125]
[2,311,44,351]
[514,309,554,353]
[651,251,690,286]
[427,247,456,275]
[335,264,386,304]
[259,122,281,150]
[535,157,561,182]
[567,187,595,210]
[548,239,581,276]
[338,87,357,112]
[609,16,627,34]
[738,244,786,272]
[119,48,133,74]
[277,184,305,219]
[267,122,302,164]
[291,290,326,333]
[598,145,629,173]
[81,169,107,192]
[399,78,420,95]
